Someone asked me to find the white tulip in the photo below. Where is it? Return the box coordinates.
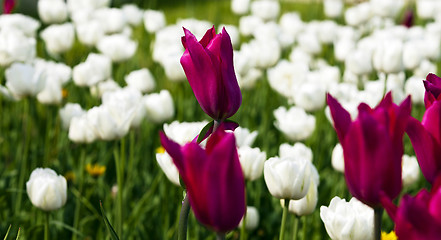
[283,179,318,216]
[93,8,127,34]
[86,104,134,141]
[345,48,373,76]
[344,3,371,26]
[234,127,258,148]
[236,68,262,90]
[279,13,304,41]
[402,155,420,187]
[40,23,75,55]
[238,146,266,181]
[0,27,36,66]
[331,143,344,173]
[156,151,180,186]
[294,81,326,112]
[267,60,308,100]
[90,79,121,98]
[274,106,316,141]
[324,0,343,18]
[121,4,143,26]
[36,76,62,104]
[251,0,280,21]
[289,48,313,67]
[373,38,404,73]
[73,53,112,87]
[26,168,67,211]
[163,120,208,145]
[125,68,155,93]
[320,197,374,240]
[75,20,105,46]
[97,34,137,62]
[334,39,355,62]
[67,0,110,13]
[144,90,175,124]
[102,88,143,129]
[239,206,259,231]
[279,142,312,162]
[264,156,311,200]
[404,76,425,105]
[0,14,40,37]
[68,114,97,143]
[403,39,426,70]
[414,59,437,78]
[417,0,437,20]
[38,0,68,24]
[239,15,264,37]
[59,103,86,130]
[232,0,250,15]
[297,31,321,55]
[5,63,45,98]
[370,0,404,18]
[143,10,166,33]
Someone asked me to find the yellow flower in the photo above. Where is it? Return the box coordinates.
[86,163,106,177]
[62,89,68,98]
[156,146,165,154]
[382,231,397,240]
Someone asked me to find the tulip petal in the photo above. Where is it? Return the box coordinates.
[180,28,219,118]
[204,132,245,232]
[327,93,352,142]
[406,117,441,183]
[160,132,184,171]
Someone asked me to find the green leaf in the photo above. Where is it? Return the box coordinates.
[100,201,120,240]
[4,225,11,240]
[196,120,214,143]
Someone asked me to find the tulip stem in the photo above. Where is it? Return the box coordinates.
[44,211,50,240]
[213,120,221,132]
[279,199,289,240]
[114,144,124,237]
[178,193,191,240]
[374,208,383,240]
[240,205,247,240]
[292,215,299,240]
[73,148,86,240]
[15,98,31,214]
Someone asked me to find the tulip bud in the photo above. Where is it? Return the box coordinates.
[40,23,75,55]
[402,154,420,187]
[144,90,175,124]
[60,103,86,130]
[239,206,259,231]
[180,26,242,121]
[238,146,266,181]
[97,34,137,63]
[156,151,180,186]
[38,0,68,24]
[143,10,166,33]
[125,68,156,93]
[273,106,316,142]
[233,127,258,148]
[26,168,67,211]
[5,62,45,98]
[264,156,311,200]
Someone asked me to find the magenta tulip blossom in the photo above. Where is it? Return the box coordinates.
[406,73,441,183]
[180,26,242,121]
[3,0,14,14]
[382,177,441,240]
[160,126,245,233]
[327,92,411,207]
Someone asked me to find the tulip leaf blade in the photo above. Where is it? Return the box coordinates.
[15,228,20,240]
[197,120,214,143]
[100,201,120,240]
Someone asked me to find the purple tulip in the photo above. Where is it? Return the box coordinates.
[3,0,14,14]
[160,126,245,233]
[382,177,441,240]
[402,9,414,28]
[180,26,242,121]
[406,73,441,183]
[327,92,411,207]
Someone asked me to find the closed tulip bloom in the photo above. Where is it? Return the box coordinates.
[320,197,374,240]
[238,146,266,181]
[97,34,137,62]
[160,127,245,233]
[26,168,67,211]
[3,0,14,14]
[144,90,175,124]
[402,155,420,188]
[406,73,441,183]
[38,0,68,24]
[180,26,242,121]
[264,156,311,200]
[283,179,318,216]
[5,62,45,98]
[59,103,86,130]
[40,23,75,55]
[239,206,259,231]
[382,179,441,240]
[327,92,411,207]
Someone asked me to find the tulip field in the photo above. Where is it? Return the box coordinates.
[2,0,441,239]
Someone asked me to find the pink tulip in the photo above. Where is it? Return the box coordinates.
[180,26,242,121]
[406,73,441,183]
[327,92,411,207]
[160,126,245,233]
[382,177,441,240]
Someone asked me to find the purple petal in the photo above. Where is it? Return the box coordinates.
[160,132,184,171]
[327,93,352,142]
[406,117,441,184]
